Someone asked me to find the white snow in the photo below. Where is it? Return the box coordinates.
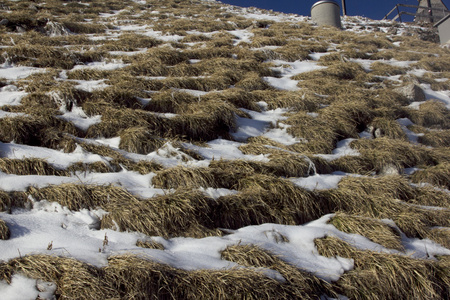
[0,85,27,106]
[316,138,360,161]
[0,66,44,80]
[0,1,449,295]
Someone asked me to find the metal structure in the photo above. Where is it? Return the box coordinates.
[311,0,342,28]
[383,0,449,23]
[341,0,347,16]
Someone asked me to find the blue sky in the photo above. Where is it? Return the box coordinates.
[219,0,450,21]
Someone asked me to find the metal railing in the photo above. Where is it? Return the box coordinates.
[383,4,450,23]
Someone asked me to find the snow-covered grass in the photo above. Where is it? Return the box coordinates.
[0,0,449,298]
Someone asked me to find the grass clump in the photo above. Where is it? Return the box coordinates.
[67,161,116,174]
[136,239,165,250]
[0,219,10,240]
[407,100,450,129]
[317,176,450,238]
[0,255,111,299]
[212,174,321,229]
[221,244,334,299]
[144,90,197,113]
[329,212,403,251]
[101,190,219,238]
[119,127,166,154]
[337,138,437,174]
[315,236,449,300]
[417,129,450,148]
[285,112,338,154]
[411,163,450,189]
[105,254,326,299]
[0,158,65,176]
[0,191,29,212]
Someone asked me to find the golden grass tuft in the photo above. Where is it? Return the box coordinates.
[0,191,29,212]
[101,190,219,238]
[119,127,166,154]
[152,166,218,189]
[203,88,262,111]
[285,111,338,154]
[329,212,403,251]
[0,219,10,240]
[79,142,162,173]
[212,174,321,229]
[136,239,165,250]
[407,100,450,129]
[367,117,408,140]
[0,116,45,146]
[144,90,197,113]
[345,138,437,173]
[369,61,408,76]
[105,254,326,299]
[427,228,450,249]
[314,236,449,299]
[0,255,110,298]
[67,161,116,174]
[235,72,270,91]
[411,163,450,189]
[0,158,65,176]
[221,244,335,298]
[86,107,169,138]
[412,55,450,72]
[317,176,450,238]
[417,129,450,147]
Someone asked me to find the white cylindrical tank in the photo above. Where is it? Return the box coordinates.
[311,0,341,28]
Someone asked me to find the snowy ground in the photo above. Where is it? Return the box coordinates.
[0,1,449,298]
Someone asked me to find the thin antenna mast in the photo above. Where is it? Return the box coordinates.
[341,0,347,15]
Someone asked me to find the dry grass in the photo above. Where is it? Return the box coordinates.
[104,254,324,299]
[317,175,450,238]
[221,244,335,298]
[0,158,65,176]
[329,212,403,251]
[370,61,408,76]
[315,236,449,300]
[417,129,450,147]
[427,228,450,249]
[407,100,450,129]
[136,239,165,250]
[411,163,450,189]
[67,161,116,174]
[367,117,408,140]
[152,166,219,189]
[119,127,166,154]
[412,55,450,72]
[79,142,162,173]
[101,190,220,238]
[0,1,449,298]
[212,174,321,229]
[0,219,10,240]
[0,255,111,298]
[337,138,437,174]
[0,191,29,212]
[285,111,338,154]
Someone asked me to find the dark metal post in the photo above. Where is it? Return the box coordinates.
[341,0,347,16]
[396,5,402,22]
[426,0,433,22]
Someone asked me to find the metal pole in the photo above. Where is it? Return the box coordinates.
[426,0,433,22]
[341,0,347,16]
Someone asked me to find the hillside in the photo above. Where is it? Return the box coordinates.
[0,0,449,298]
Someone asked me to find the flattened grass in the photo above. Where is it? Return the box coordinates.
[0,158,65,176]
[221,244,334,298]
[315,236,449,300]
[330,212,403,251]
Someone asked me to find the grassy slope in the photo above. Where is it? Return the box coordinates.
[0,0,449,298]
